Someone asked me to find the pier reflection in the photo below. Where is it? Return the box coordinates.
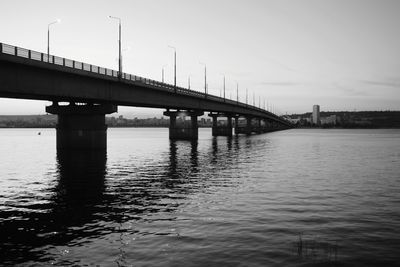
[168,140,198,179]
[0,150,108,264]
[0,135,251,265]
[209,136,241,164]
[55,150,107,208]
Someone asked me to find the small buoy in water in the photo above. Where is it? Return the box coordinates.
[38,132,41,135]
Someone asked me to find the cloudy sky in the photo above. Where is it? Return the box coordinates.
[1,0,399,116]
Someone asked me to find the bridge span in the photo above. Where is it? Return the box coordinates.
[0,42,292,150]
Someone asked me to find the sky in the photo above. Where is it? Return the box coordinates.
[0,0,399,117]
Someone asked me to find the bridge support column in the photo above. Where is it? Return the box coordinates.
[252,118,261,133]
[163,110,204,140]
[46,102,117,150]
[235,116,253,135]
[209,112,233,137]
[261,119,270,133]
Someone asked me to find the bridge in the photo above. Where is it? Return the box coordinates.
[0,42,292,150]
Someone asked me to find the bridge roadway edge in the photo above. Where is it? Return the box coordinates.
[0,53,291,124]
[0,48,292,148]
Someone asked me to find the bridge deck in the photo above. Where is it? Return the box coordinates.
[0,42,291,126]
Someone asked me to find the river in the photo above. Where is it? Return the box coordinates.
[1,128,399,266]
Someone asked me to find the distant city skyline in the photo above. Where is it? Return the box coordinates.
[1,0,399,115]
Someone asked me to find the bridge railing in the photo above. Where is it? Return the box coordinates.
[0,42,291,125]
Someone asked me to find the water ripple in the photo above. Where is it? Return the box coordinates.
[0,129,399,266]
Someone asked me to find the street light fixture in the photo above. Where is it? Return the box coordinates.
[47,19,60,62]
[199,62,207,95]
[109,16,122,78]
[168,45,176,92]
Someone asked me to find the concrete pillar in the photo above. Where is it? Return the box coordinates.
[265,120,275,133]
[163,110,204,140]
[255,118,262,133]
[261,119,269,133]
[246,116,253,135]
[235,116,253,135]
[209,112,233,137]
[46,102,117,150]
[234,117,239,135]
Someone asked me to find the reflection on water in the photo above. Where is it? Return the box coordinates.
[0,150,108,264]
[0,135,240,265]
[168,140,198,180]
[55,150,107,209]
[1,129,400,266]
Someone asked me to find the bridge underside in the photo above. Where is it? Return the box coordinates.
[0,44,292,150]
[44,102,288,149]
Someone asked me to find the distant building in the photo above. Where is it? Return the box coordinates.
[321,115,337,125]
[312,105,320,125]
[287,117,301,124]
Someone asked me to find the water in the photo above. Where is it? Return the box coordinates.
[1,128,400,266]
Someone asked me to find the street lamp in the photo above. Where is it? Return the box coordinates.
[162,64,167,83]
[109,16,122,78]
[188,75,191,90]
[47,19,60,62]
[236,82,239,103]
[168,46,176,92]
[246,88,248,106]
[223,75,226,101]
[199,62,207,95]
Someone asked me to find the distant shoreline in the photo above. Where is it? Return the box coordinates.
[1,126,400,130]
[1,110,399,129]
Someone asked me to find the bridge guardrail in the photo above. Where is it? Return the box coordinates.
[0,42,291,125]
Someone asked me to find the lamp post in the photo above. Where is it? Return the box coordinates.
[168,46,176,92]
[199,62,207,95]
[109,16,122,78]
[236,82,239,104]
[223,75,226,101]
[188,75,191,90]
[162,64,167,83]
[246,88,248,106]
[220,76,226,102]
[47,19,60,63]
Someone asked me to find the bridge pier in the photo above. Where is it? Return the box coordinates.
[46,102,117,150]
[235,116,253,135]
[261,119,270,133]
[209,112,233,137]
[163,109,204,140]
[252,118,263,133]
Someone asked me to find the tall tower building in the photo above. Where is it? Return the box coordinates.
[312,105,320,125]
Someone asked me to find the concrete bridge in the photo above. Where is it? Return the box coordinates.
[0,42,292,150]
